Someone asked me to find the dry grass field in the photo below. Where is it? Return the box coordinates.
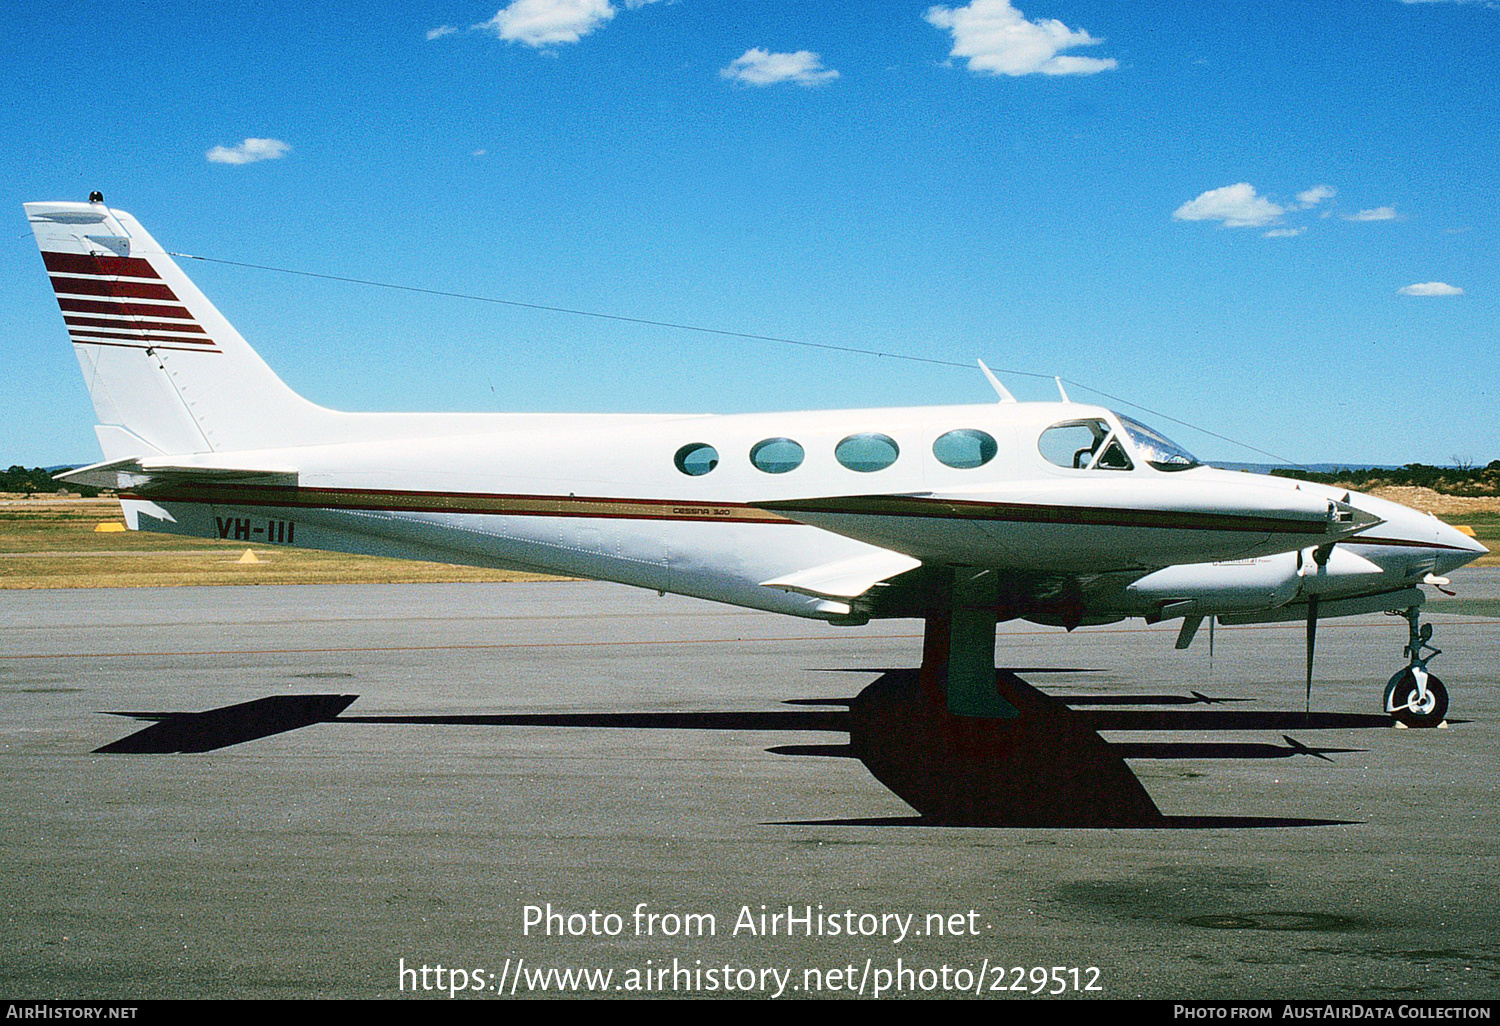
[1,489,1493,589]
[0,498,564,588]
[1365,487,1499,566]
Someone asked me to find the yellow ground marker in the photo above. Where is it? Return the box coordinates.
[94,523,126,533]
[237,549,261,564]
[1454,525,1477,537]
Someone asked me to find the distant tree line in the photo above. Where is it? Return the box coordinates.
[1270,461,1500,496]
[2,465,102,497]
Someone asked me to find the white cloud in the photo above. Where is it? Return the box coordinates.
[1263,227,1306,238]
[1173,183,1285,228]
[426,24,458,40]
[720,48,840,87]
[206,138,291,165]
[924,0,1117,77]
[1348,206,1398,221]
[1294,185,1335,209]
[477,0,615,48]
[1398,282,1463,296]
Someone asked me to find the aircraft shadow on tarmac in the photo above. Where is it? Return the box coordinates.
[94,668,1405,829]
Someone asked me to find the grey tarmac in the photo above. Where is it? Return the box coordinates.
[1,572,1497,999]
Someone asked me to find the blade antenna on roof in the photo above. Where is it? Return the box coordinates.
[977,360,1017,403]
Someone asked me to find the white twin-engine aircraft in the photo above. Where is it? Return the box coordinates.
[30,196,1487,727]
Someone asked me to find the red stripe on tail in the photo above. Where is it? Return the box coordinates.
[56,297,195,319]
[50,276,178,301]
[64,315,208,334]
[41,251,162,279]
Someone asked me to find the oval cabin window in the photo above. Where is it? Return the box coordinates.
[835,433,900,473]
[932,429,998,469]
[749,438,805,474]
[674,442,719,476]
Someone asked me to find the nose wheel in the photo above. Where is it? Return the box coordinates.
[1384,606,1448,727]
[1384,668,1448,727]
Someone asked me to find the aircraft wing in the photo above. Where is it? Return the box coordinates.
[1216,586,1424,625]
[55,456,299,491]
[752,490,1375,532]
[752,486,1381,573]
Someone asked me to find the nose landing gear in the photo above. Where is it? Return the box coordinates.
[1384,606,1449,728]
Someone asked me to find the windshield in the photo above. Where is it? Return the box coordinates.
[1117,415,1201,472]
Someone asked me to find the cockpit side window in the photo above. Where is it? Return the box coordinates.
[1038,419,1134,471]
[1094,437,1132,470]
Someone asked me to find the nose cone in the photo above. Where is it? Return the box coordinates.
[1350,490,1489,575]
[1434,520,1490,575]
[1287,483,1488,579]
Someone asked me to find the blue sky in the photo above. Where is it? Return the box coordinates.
[3,0,1495,467]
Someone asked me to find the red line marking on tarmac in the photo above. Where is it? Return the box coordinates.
[3,617,1492,660]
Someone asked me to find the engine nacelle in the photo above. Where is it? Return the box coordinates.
[1124,545,1384,618]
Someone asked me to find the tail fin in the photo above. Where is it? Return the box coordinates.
[27,197,330,458]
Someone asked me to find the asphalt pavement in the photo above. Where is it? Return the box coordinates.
[1,573,1496,999]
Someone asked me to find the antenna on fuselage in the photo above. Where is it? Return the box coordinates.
[1054,377,1071,402]
[977,360,1017,403]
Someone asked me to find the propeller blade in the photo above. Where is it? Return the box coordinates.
[1282,735,1365,760]
[1188,691,1251,706]
[1304,595,1319,717]
[1281,736,1333,762]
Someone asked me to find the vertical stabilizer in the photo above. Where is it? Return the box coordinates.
[26,197,332,456]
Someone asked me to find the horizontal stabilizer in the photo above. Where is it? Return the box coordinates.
[56,456,299,491]
[760,549,921,600]
[96,694,357,754]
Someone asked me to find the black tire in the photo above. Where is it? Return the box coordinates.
[1385,670,1448,728]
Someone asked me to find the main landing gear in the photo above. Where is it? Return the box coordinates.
[1384,605,1449,728]
[919,570,1019,719]
[880,569,1163,826]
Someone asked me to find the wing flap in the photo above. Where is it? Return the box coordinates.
[760,549,921,600]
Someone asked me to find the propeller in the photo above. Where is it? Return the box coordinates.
[1281,735,1364,761]
[1188,690,1251,706]
[1305,594,1318,718]
[1300,544,1333,718]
